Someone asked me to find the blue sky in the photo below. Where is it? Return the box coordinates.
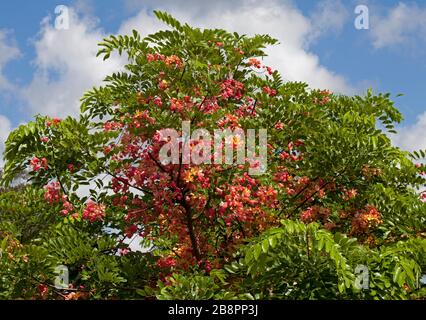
[0,0,426,158]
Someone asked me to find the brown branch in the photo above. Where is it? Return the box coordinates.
[148,152,168,173]
[102,166,152,195]
[179,197,201,262]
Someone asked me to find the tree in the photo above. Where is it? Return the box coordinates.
[1,11,425,300]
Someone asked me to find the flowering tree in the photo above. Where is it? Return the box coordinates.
[1,12,425,300]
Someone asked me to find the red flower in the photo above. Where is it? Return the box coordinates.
[104,121,123,131]
[300,207,315,223]
[125,225,138,238]
[421,191,426,202]
[37,284,49,298]
[262,86,277,97]
[159,80,168,90]
[351,205,382,234]
[274,121,284,130]
[118,248,130,256]
[157,256,177,268]
[44,182,61,204]
[30,156,41,171]
[220,79,245,100]
[165,55,183,68]
[248,58,262,68]
[82,201,106,222]
[343,188,358,200]
[279,152,289,160]
[170,98,184,112]
[265,66,273,75]
[46,118,61,127]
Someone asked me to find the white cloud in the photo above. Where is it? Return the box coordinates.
[371,3,426,49]
[392,111,426,152]
[0,114,12,166]
[22,0,355,120]
[308,0,349,43]
[0,30,21,91]
[0,31,19,165]
[120,0,353,93]
[22,9,124,118]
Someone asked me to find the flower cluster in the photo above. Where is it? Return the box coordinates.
[361,165,382,180]
[43,181,76,218]
[247,58,273,75]
[220,79,245,100]
[46,117,61,127]
[37,284,49,299]
[44,182,61,204]
[313,90,331,105]
[156,256,177,268]
[146,52,183,69]
[300,205,330,223]
[420,191,426,202]
[104,121,123,131]
[342,188,358,201]
[30,156,48,172]
[351,205,382,235]
[82,201,106,222]
[132,110,155,128]
[262,86,277,97]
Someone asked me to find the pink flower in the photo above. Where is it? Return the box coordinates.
[37,284,49,297]
[118,248,130,256]
[40,137,49,143]
[103,145,112,155]
[104,121,123,131]
[30,156,41,171]
[279,152,289,160]
[44,182,61,204]
[170,98,184,112]
[262,86,277,97]
[146,53,156,62]
[82,201,106,222]
[346,189,358,199]
[46,118,61,127]
[41,158,48,170]
[125,225,138,238]
[220,79,245,100]
[156,256,177,268]
[248,58,261,68]
[274,122,284,130]
[31,157,48,171]
[159,80,168,90]
[300,207,315,223]
[153,96,163,107]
